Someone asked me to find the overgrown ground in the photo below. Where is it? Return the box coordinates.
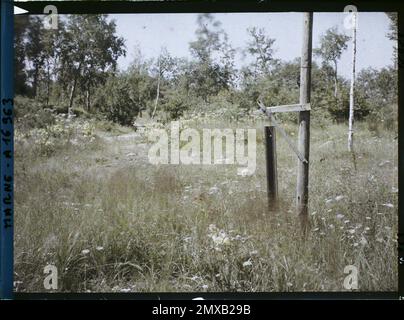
[14,115,398,292]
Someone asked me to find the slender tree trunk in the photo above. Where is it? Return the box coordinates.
[86,86,91,112]
[46,59,51,106]
[151,57,161,119]
[334,60,338,99]
[348,12,357,152]
[68,76,78,118]
[68,63,81,118]
[33,66,39,98]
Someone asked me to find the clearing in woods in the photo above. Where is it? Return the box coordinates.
[14,118,398,292]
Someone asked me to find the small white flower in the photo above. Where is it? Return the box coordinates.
[96,246,104,251]
[348,229,356,234]
[81,249,90,255]
[208,186,220,195]
[335,195,345,201]
[336,213,345,220]
[238,168,252,177]
[201,284,208,290]
[242,260,253,268]
[381,203,394,208]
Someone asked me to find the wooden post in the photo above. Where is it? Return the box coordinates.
[265,126,278,210]
[296,13,313,232]
[348,12,357,152]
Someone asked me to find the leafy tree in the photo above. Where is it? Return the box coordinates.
[386,12,398,68]
[151,48,177,118]
[14,15,30,96]
[188,14,236,101]
[93,74,138,126]
[245,27,277,77]
[60,15,126,114]
[314,27,350,98]
[25,16,47,98]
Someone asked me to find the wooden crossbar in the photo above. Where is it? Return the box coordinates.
[267,103,311,114]
[258,100,308,164]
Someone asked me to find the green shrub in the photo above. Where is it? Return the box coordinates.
[94,75,140,126]
[14,96,56,130]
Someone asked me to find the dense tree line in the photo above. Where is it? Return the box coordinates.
[15,14,397,127]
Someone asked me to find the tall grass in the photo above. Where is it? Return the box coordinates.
[14,119,397,292]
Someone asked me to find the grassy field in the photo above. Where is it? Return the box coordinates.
[14,116,398,292]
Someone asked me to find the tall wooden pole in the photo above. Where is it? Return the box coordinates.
[348,12,357,152]
[265,126,278,210]
[296,13,313,232]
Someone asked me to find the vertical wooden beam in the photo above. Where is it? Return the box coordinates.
[296,12,313,232]
[348,11,357,152]
[265,126,278,210]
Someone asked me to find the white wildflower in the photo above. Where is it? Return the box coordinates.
[208,186,220,195]
[336,213,345,220]
[335,195,345,201]
[242,260,253,268]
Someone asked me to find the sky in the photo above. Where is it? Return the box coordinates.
[109,12,395,79]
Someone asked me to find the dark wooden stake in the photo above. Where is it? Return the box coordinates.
[296,12,313,232]
[265,126,278,210]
